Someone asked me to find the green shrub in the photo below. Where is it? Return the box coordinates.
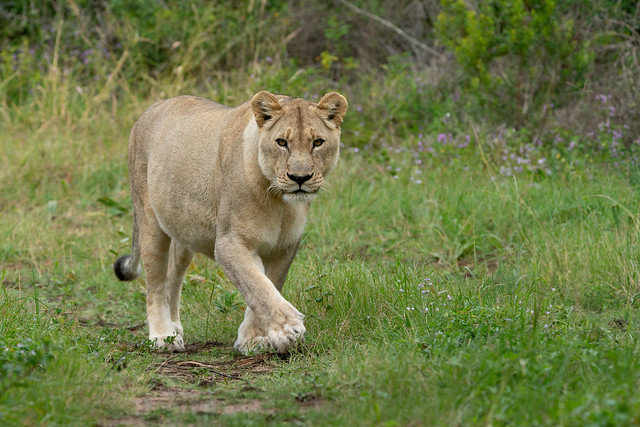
[435,0,593,128]
[0,337,53,396]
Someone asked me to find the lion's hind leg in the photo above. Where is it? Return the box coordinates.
[138,215,187,352]
[166,241,194,339]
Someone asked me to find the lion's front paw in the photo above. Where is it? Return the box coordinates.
[150,333,185,353]
[266,305,306,354]
[172,321,184,337]
[234,308,270,355]
[235,302,306,354]
[234,335,270,355]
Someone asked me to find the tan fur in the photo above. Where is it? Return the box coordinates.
[114,91,347,354]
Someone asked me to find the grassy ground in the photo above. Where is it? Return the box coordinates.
[2,83,640,426]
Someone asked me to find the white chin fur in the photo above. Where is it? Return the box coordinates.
[283,192,316,204]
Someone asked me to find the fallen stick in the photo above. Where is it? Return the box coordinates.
[175,361,247,382]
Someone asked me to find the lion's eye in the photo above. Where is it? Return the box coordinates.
[276,138,288,147]
[313,138,325,147]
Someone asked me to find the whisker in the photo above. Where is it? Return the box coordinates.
[318,182,332,195]
[266,183,283,200]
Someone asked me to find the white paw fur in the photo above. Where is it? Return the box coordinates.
[235,303,305,354]
[150,333,185,352]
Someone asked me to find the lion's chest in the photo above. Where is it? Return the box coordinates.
[250,204,308,257]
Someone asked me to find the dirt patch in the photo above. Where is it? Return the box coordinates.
[154,352,277,385]
[221,400,266,415]
[101,344,321,426]
[101,384,269,426]
[183,341,228,354]
[132,384,267,415]
[295,392,326,411]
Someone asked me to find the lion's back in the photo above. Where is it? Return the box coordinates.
[126,95,251,256]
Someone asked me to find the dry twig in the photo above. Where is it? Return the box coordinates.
[175,361,247,382]
[335,0,444,59]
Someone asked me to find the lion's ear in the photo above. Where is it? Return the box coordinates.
[317,92,348,127]
[251,91,282,128]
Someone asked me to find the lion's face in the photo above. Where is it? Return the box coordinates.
[252,92,348,204]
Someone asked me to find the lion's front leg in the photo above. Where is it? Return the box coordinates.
[215,238,305,355]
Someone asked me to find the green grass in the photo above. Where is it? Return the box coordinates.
[2,1,640,424]
[0,103,640,425]
[2,78,640,426]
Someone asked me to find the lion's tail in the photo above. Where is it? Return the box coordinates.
[113,211,142,281]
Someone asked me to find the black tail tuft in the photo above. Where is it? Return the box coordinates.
[113,254,138,281]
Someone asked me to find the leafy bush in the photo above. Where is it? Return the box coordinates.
[435,0,593,128]
[0,0,291,104]
[0,337,53,396]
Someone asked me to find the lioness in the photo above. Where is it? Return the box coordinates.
[113,91,347,354]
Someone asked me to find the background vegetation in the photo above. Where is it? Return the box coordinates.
[1,0,640,425]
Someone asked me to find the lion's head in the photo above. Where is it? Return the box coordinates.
[251,91,348,204]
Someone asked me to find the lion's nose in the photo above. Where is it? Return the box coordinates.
[287,173,313,186]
